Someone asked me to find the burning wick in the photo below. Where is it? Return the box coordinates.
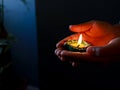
[77,34,82,47]
[64,34,91,52]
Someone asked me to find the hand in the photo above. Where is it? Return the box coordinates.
[55,20,120,67]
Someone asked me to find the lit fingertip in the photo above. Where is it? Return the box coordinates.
[69,25,72,29]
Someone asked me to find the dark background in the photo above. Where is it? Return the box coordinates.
[36,0,120,89]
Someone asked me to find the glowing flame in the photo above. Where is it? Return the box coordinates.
[78,34,82,45]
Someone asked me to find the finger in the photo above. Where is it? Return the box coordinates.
[60,50,106,63]
[69,20,94,33]
[55,49,71,61]
[69,61,80,67]
[54,48,62,57]
[86,37,120,56]
[55,48,66,60]
[71,62,76,67]
[71,62,80,67]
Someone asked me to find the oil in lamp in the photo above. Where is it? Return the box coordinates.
[64,34,91,52]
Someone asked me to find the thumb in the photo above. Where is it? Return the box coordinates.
[69,20,94,33]
[86,37,120,56]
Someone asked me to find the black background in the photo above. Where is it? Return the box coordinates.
[36,0,120,89]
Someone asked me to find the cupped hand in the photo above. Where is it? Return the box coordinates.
[55,37,120,67]
[69,20,120,46]
[55,20,120,67]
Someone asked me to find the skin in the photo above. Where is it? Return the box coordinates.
[55,20,120,68]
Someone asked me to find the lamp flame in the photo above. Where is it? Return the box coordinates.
[78,34,82,45]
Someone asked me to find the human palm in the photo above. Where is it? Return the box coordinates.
[55,20,120,67]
